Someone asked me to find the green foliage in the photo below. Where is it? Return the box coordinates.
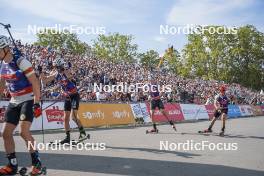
[181,25,264,90]
[35,29,87,55]
[92,33,138,63]
[138,50,160,69]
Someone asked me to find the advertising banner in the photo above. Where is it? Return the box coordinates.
[239,105,254,117]
[227,105,241,118]
[260,106,264,115]
[250,105,263,116]
[140,103,151,122]
[78,103,135,127]
[145,103,184,122]
[130,103,144,119]
[31,101,77,131]
[180,104,209,120]
[205,105,215,120]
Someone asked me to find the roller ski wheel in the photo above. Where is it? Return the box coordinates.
[219,131,225,137]
[146,129,159,134]
[198,129,212,134]
[19,166,47,176]
[19,167,27,175]
[78,133,90,142]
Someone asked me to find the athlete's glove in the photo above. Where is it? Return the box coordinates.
[33,103,42,118]
[62,92,70,100]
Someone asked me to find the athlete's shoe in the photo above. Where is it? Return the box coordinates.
[146,129,159,134]
[59,137,71,144]
[78,133,90,142]
[198,129,213,133]
[219,131,225,136]
[0,165,18,175]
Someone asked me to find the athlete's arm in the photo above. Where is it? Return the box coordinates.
[0,78,5,98]
[40,70,57,85]
[214,95,220,110]
[18,59,41,103]
[28,73,41,103]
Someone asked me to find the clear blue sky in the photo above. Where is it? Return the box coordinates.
[0,0,263,54]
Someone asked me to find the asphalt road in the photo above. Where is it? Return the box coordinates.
[1,116,264,176]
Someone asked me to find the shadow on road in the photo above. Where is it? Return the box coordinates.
[106,146,201,158]
[0,151,263,176]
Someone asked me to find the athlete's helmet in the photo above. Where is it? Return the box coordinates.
[53,57,65,67]
[219,85,226,92]
[0,35,10,49]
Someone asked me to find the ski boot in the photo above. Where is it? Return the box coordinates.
[198,128,213,134]
[146,128,159,134]
[0,165,17,175]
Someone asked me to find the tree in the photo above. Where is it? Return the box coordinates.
[162,46,182,74]
[92,33,138,63]
[181,25,264,90]
[35,29,88,55]
[138,50,160,69]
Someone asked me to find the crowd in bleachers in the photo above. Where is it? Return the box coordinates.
[1,40,263,105]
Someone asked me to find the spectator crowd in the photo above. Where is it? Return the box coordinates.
[1,40,263,105]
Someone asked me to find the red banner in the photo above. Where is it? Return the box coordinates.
[261,106,264,115]
[250,105,263,116]
[146,103,184,122]
[205,105,215,120]
[45,106,64,123]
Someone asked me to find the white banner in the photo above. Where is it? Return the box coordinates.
[139,103,151,123]
[239,105,254,116]
[180,104,209,120]
[130,103,144,118]
[31,101,77,131]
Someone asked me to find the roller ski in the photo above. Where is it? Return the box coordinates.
[78,133,90,142]
[219,131,225,137]
[198,129,213,134]
[48,136,71,146]
[71,133,91,145]
[146,129,159,134]
[18,165,47,176]
[0,165,18,176]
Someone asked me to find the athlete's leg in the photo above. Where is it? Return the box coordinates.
[221,113,227,132]
[63,110,71,141]
[0,103,20,175]
[208,117,217,131]
[71,109,86,138]
[150,101,158,131]
[0,123,18,175]
[2,122,16,155]
[20,121,41,168]
[208,110,221,131]
[64,110,71,132]
[160,108,176,130]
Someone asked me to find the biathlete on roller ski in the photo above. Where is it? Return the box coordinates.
[39,57,89,144]
[0,35,45,175]
[146,78,176,134]
[199,85,230,136]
